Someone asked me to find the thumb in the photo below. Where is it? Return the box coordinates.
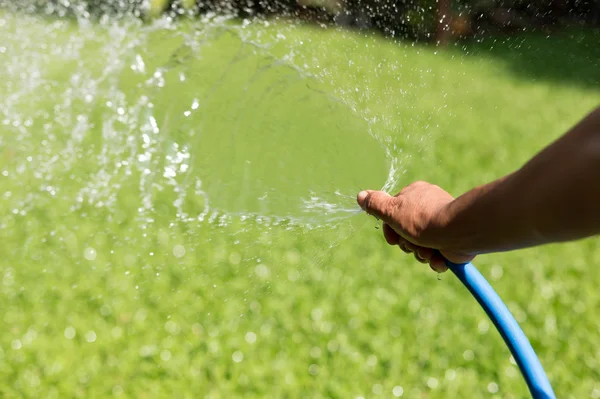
[357,190,394,221]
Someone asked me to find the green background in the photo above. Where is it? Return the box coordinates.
[1,10,600,399]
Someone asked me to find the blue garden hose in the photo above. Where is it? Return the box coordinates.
[444,257,556,398]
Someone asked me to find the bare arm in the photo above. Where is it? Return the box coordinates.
[357,105,600,271]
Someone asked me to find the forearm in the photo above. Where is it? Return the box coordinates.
[435,106,600,255]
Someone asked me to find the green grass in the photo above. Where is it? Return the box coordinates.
[1,10,600,399]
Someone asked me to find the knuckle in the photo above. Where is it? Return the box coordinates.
[369,192,392,216]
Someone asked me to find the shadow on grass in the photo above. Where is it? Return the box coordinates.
[455,27,600,91]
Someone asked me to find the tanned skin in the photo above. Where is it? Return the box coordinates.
[357,105,600,272]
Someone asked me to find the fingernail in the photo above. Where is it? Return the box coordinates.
[357,191,368,208]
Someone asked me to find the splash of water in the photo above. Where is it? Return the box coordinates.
[0,7,417,238]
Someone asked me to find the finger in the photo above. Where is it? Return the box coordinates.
[414,252,427,264]
[357,190,394,223]
[429,254,449,273]
[416,247,434,261]
[399,242,411,253]
[443,252,475,264]
[398,237,417,253]
[397,237,412,253]
[382,223,399,245]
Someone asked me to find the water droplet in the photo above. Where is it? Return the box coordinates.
[367,354,378,367]
[232,351,244,363]
[84,247,96,261]
[229,252,241,265]
[445,369,456,381]
[173,245,186,258]
[310,347,321,358]
[192,323,204,336]
[308,364,319,376]
[487,382,499,393]
[427,377,438,389]
[392,386,404,397]
[3,269,14,287]
[491,264,503,280]
[111,327,123,339]
[85,330,97,343]
[22,328,37,345]
[64,326,76,340]
[327,340,339,352]
[160,350,172,361]
[254,264,270,279]
[311,308,323,321]
[287,269,300,281]
[134,54,146,73]
[140,345,157,357]
[163,166,176,178]
[164,320,180,335]
[463,349,474,361]
[245,332,257,344]
[478,319,489,334]
[505,365,518,378]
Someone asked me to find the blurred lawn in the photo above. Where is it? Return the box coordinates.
[1,10,600,399]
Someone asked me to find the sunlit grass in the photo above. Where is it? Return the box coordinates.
[1,10,600,399]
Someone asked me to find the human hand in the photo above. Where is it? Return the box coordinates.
[357,181,474,272]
